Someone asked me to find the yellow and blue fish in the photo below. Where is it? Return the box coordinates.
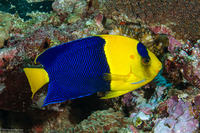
[24,35,162,106]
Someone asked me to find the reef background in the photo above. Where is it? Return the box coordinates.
[0,0,199,132]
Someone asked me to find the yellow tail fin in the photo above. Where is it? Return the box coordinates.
[24,68,49,98]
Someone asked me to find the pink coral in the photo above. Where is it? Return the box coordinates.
[122,92,134,107]
[0,48,17,68]
[149,25,172,35]
[164,37,200,88]
[167,35,183,54]
[154,96,199,133]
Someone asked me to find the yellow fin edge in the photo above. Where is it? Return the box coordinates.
[24,68,49,98]
[101,90,130,99]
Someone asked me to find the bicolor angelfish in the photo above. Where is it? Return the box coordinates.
[24,35,162,106]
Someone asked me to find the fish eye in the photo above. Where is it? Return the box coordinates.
[142,57,150,65]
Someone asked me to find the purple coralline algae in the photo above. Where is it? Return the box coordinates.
[165,37,200,88]
[154,96,199,133]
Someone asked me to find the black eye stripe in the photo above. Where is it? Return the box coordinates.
[137,42,150,59]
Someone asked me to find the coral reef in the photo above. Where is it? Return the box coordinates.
[32,108,132,133]
[0,12,12,48]
[70,108,131,133]
[164,37,200,88]
[0,0,200,132]
[95,0,200,42]
[154,96,199,133]
[52,0,87,17]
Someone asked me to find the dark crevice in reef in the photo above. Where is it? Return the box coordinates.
[0,109,59,131]
[69,94,111,124]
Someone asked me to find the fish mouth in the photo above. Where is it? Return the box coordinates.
[131,79,146,84]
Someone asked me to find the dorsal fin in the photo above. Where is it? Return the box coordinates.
[35,36,104,67]
[35,46,60,67]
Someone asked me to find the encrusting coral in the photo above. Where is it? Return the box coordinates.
[94,0,200,42]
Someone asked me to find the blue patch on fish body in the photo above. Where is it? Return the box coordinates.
[137,42,150,59]
[36,36,110,106]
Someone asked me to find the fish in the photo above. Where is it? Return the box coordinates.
[24,35,162,106]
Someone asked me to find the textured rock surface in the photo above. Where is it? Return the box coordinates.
[0,12,12,48]
[154,96,199,133]
[94,0,199,42]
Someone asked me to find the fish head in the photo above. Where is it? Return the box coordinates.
[129,42,162,84]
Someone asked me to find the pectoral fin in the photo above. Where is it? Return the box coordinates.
[101,90,130,99]
[103,73,128,81]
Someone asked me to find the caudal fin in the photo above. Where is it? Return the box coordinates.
[24,68,49,98]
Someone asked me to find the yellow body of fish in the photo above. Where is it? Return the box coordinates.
[99,35,162,98]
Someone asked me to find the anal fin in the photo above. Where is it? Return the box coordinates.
[43,82,95,106]
[101,90,130,99]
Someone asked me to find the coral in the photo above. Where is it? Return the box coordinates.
[0,0,200,132]
[149,25,172,36]
[191,94,200,118]
[0,48,18,68]
[0,12,12,48]
[30,107,132,132]
[52,0,87,17]
[94,0,200,42]
[52,0,90,24]
[154,96,199,133]
[122,92,134,107]
[67,108,131,132]
[164,38,200,89]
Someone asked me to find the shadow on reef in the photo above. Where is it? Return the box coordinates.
[68,94,113,124]
[0,109,59,131]
[0,0,53,20]
[0,94,115,131]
